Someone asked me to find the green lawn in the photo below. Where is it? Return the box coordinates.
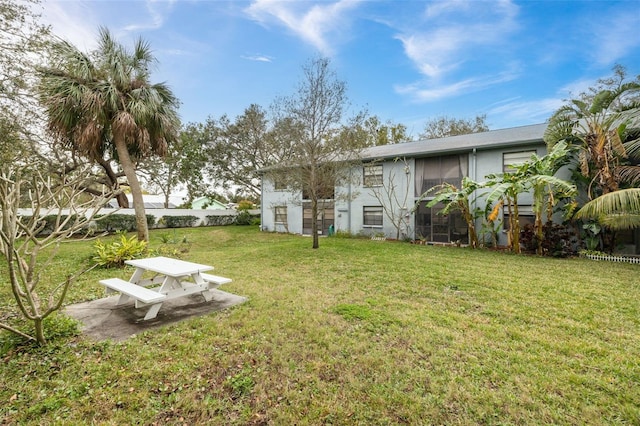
[1,226,639,425]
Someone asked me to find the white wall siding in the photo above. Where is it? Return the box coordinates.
[260,179,303,234]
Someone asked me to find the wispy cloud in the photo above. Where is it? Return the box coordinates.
[590,8,640,66]
[244,0,361,55]
[396,0,518,79]
[487,97,564,125]
[392,0,520,102]
[395,64,521,102]
[121,0,176,34]
[241,55,274,63]
[40,0,177,50]
[38,2,98,50]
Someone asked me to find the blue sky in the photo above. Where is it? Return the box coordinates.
[40,0,640,138]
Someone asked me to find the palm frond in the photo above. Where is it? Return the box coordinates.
[599,213,640,230]
[616,165,640,187]
[576,188,640,228]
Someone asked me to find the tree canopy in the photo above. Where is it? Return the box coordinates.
[420,115,489,140]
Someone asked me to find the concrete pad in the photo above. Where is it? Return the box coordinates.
[64,290,247,342]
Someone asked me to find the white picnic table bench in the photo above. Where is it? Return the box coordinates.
[99,256,233,320]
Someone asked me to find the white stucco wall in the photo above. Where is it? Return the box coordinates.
[260,179,303,234]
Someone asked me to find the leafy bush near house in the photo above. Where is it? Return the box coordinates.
[162,215,198,228]
[92,233,148,268]
[520,223,579,258]
[234,210,258,226]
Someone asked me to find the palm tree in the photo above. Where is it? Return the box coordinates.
[544,76,640,200]
[515,142,577,255]
[39,27,180,241]
[544,70,640,250]
[485,172,528,253]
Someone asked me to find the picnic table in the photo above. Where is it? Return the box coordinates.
[99,256,232,320]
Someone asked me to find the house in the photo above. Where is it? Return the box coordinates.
[191,196,228,210]
[260,123,639,252]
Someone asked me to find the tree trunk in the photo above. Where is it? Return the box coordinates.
[535,213,543,256]
[34,317,46,346]
[512,200,521,254]
[113,135,149,242]
[97,158,129,208]
[312,198,319,249]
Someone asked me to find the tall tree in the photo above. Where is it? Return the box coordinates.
[39,27,180,242]
[274,57,362,249]
[544,65,640,250]
[420,114,489,140]
[139,122,209,208]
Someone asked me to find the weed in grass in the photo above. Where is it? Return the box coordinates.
[224,367,255,398]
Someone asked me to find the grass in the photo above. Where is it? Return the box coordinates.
[1,226,639,424]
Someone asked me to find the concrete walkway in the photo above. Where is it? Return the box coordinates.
[64,290,247,342]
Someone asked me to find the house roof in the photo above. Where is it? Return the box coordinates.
[191,197,228,209]
[361,123,548,161]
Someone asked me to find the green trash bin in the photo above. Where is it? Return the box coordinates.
[328,224,335,236]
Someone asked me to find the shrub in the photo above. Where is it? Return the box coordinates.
[92,232,148,268]
[234,210,255,226]
[162,215,198,228]
[94,214,156,233]
[520,223,578,258]
[205,215,236,226]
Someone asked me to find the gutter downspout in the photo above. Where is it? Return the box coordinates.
[471,148,478,234]
[260,173,264,231]
[348,169,352,233]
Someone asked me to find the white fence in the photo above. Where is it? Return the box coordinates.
[16,207,260,229]
[583,253,640,265]
[105,208,241,227]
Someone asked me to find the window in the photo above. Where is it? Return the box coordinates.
[503,151,536,173]
[414,155,468,196]
[302,182,335,200]
[363,206,383,227]
[274,206,287,223]
[503,205,535,230]
[273,178,287,191]
[363,164,383,187]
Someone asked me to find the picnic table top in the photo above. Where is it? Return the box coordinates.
[125,256,213,277]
